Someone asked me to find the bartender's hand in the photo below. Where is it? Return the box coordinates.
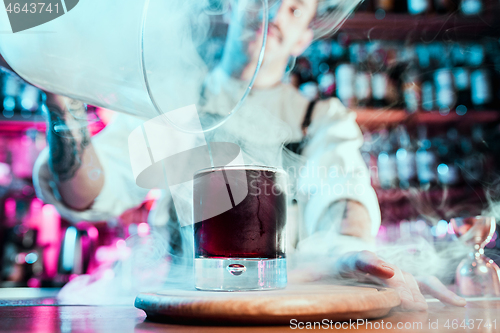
[335,250,467,311]
[43,92,104,210]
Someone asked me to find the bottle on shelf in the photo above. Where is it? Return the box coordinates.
[434,68,457,113]
[421,80,435,112]
[2,72,21,117]
[369,45,391,108]
[416,126,437,187]
[436,129,462,186]
[299,81,319,101]
[377,129,398,189]
[462,43,492,109]
[458,136,483,185]
[296,38,498,112]
[19,84,41,117]
[395,125,417,189]
[471,124,494,174]
[402,66,421,113]
[374,0,395,13]
[317,69,335,99]
[350,43,372,107]
[415,43,435,112]
[450,43,467,67]
[470,68,492,110]
[361,131,380,188]
[335,63,356,108]
[355,70,372,107]
[452,67,471,110]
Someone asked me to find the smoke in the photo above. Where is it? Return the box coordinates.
[54,0,480,307]
[58,231,192,305]
[57,79,300,306]
[57,103,472,306]
[312,0,364,39]
[375,235,468,284]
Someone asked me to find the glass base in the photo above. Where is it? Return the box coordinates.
[194,258,287,291]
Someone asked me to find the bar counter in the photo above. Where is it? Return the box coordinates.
[1,290,500,332]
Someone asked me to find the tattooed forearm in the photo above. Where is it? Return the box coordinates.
[46,99,90,182]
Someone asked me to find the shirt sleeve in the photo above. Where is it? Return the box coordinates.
[33,113,150,223]
[297,98,381,240]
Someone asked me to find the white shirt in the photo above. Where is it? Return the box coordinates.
[33,83,381,256]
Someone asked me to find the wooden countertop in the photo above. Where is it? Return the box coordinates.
[0,299,499,332]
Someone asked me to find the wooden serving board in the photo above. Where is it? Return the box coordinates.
[134,284,400,325]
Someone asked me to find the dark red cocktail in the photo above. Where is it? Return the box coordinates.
[193,165,287,290]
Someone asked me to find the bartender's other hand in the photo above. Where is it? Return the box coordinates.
[335,251,466,311]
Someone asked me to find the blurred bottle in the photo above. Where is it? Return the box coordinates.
[396,126,417,189]
[459,136,483,185]
[374,0,395,12]
[1,198,42,286]
[370,46,391,108]
[436,129,461,186]
[452,67,471,109]
[310,40,331,79]
[450,43,467,67]
[335,64,356,108]
[318,69,335,99]
[19,84,40,118]
[460,0,482,15]
[350,43,372,107]
[471,124,494,174]
[466,43,485,68]
[421,80,435,111]
[434,68,456,112]
[355,71,372,107]
[416,126,437,186]
[331,39,347,65]
[377,129,398,189]
[402,66,421,113]
[470,68,492,109]
[416,44,431,70]
[299,81,319,101]
[361,131,380,188]
[2,72,21,118]
[485,40,500,110]
[462,43,491,109]
[416,43,435,112]
[408,0,430,15]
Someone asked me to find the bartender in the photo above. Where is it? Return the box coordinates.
[30,0,465,310]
